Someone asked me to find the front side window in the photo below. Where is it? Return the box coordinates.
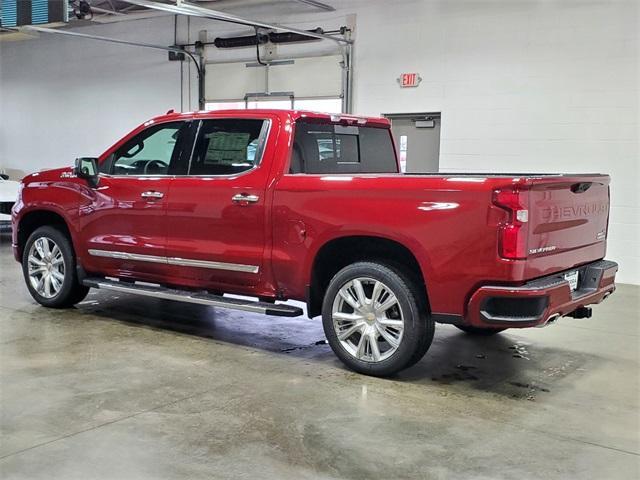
[109,122,187,176]
[291,121,397,174]
[189,119,268,176]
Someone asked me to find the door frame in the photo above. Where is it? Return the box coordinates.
[382,112,441,121]
[382,112,442,174]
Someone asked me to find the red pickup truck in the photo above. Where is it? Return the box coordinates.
[11,109,618,376]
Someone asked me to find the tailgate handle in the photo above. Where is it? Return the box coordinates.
[571,182,592,193]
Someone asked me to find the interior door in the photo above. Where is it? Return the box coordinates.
[389,115,441,173]
[78,121,191,280]
[164,117,273,293]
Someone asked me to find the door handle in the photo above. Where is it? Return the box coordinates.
[231,193,260,205]
[141,191,164,199]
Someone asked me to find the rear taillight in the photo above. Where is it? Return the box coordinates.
[493,187,529,259]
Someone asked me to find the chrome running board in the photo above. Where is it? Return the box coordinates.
[82,277,303,317]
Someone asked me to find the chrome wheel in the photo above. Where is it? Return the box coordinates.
[27,237,65,299]
[331,277,405,362]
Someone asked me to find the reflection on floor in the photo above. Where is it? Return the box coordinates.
[1,231,638,479]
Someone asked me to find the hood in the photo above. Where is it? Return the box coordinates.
[22,166,75,185]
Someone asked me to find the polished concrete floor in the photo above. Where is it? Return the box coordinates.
[1,231,639,479]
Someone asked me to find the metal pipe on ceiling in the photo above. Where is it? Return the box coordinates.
[121,0,352,44]
[293,0,335,12]
[23,25,205,109]
[25,25,190,57]
[90,6,127,16]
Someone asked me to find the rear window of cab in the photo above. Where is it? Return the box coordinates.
[290,121,397,174]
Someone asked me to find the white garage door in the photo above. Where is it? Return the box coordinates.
[204,54,343,104]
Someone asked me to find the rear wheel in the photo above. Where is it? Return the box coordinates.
[322,261,434,377]
[22,226,89,308]
[455,325,505,336]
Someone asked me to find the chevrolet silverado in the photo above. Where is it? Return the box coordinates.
[11,109,618,376]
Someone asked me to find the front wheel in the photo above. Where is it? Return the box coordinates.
[22,226,90,308]
[322,262,434,377]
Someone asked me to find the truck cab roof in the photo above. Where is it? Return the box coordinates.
[151,109,391,128]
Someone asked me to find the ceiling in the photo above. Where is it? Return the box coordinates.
[75,0,335,21]
[0,0,338,40]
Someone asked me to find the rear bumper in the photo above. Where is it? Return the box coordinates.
[466,259,618,328]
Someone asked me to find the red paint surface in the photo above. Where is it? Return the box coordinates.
[12,110,617,325]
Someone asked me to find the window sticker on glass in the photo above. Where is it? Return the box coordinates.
[205,132,251,165]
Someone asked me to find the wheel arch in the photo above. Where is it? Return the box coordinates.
[306,234,431,318]
[16,208,75,261]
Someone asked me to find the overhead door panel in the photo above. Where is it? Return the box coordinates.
[205,54,343,101]
[205,63,263,101]
[269,55,342,97]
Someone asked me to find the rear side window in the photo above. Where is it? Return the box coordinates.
[290,121,397,174]
[189,119,268,176]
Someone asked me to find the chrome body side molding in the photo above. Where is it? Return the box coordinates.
[87,249,259,273]
[88,249,166,264]
[167,256,259,273]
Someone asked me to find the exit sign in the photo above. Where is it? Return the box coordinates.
[398,73,422,88]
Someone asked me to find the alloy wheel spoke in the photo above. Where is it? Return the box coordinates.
[51,269,65,282]
[35,275,45,293]
[371,281,384,306]
[355,333,368,359]
[28,255,46,267]
[369,332,381,361]
[338,286,360,311]
[377,294,399,314]
[44,274,52,297]
[41,239,51,258]
[34,239,47,259]
[378,318,404,329]
[375,323,401,348]
[337,321,365,341]
[352,279,368,307]
[50,274,61,292]
[333,311,365,322]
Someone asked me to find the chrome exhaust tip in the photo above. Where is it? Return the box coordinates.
[547,313,561,324]
[537,313,561,327]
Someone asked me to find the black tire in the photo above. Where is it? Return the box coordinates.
[455,325,505,336]
[322,261,434,377]
[22,226,90,308]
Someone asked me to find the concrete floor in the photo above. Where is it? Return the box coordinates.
[0,231,639,479]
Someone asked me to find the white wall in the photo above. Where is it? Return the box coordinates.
[0,0,638,283]
[349,0,638,284]
[0,15,192,174]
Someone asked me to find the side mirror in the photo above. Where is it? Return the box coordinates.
[74,157,99,187]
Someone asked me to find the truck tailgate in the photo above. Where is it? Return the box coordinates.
[525,174,610,277]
